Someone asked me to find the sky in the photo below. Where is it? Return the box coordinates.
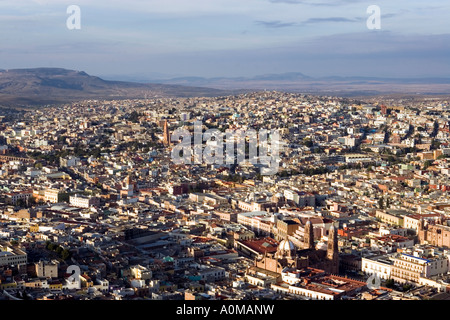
[0,0,450,79]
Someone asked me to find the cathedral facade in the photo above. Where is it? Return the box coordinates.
[418,218,450,248]
[254,222,339,275]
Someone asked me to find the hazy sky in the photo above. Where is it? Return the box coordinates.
[0,0,449,79]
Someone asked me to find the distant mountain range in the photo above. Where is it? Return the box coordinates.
[0,68,236,108]
[2,68,450,109]
[142,72,450,96]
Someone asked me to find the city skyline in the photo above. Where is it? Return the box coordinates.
[0,0,450,80]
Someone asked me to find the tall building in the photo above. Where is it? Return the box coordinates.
[163,119,170,146]
[304,220,314,250]
[326,226,339,274]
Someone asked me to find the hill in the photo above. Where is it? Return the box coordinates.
[0,68,234,108]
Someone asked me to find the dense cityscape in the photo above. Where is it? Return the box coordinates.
[0,91,450,301]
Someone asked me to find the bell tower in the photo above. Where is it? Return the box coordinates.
[163,119,170,146]
[304,220,314,249]
[326,225,339,274]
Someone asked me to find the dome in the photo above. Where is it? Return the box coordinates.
[279,239,295,251]
[276,238,296,259]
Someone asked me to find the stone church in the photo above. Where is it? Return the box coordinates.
[254,221,339,274]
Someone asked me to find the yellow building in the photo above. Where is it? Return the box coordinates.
[80,274,93,288]
[375,209,405,226]
[49,281,63,290]
[0,281,17,290]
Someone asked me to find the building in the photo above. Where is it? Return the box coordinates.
[292,217,336,247]
[1,209,43,221]
[69,195,100,208]
[283,190,316,207]
[418,218,450,248]
[370,234,414,253]
[163,119,170,146]
[254,226,339,275]
[196,266,225,282]
[391,250,449,284]
[362,245,450,285]
[362,254,394,280]
[237,211,275,236]
[271,267,367,300]
[44,188,64,203]
[60,156,81,167]
[130,265,152,280]
[404,213,442,234]
[275,219,300,241]
[0,243,27,267]
[213,210,238,223]
[4,190,33,205]
[375,209,406,226]
[35,260,59,279]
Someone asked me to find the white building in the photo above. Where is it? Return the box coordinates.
[69,195,100,208]
[362,246,450,285]
[0,246,27,267]
[362,255,394,280]
[391,251,449,284]
[283,190,316,207]
[197,266,226,282]
[237,211,274,235]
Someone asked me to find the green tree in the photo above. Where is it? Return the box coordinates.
[402,283,412,292]
[385,278,395,288]
[302,138,314,148]
[61,249,71,261]
[378,197,384,209]
[423,160,433,170]
[55,246,63,255]
[47,242,56,251]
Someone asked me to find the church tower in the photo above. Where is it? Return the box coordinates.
[304,220,314,249]
[326,225,339,274]
[163,119,170,146]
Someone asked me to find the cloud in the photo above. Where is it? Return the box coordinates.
[268,0,361,6]
[255,20,298,28]
[302,17,360,24]
[255,16,362,29]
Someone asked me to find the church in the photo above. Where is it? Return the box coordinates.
[254,221,339,275]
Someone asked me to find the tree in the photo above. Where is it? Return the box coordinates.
[128,111,141,123]
[385,278,395,288]
[55,246,63,255]
[61,249,71,261]
[16,199,26,208]
[378,197,384,209]
[302,138,314,148]
[402,283,412,292]
[423,160,433,170]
